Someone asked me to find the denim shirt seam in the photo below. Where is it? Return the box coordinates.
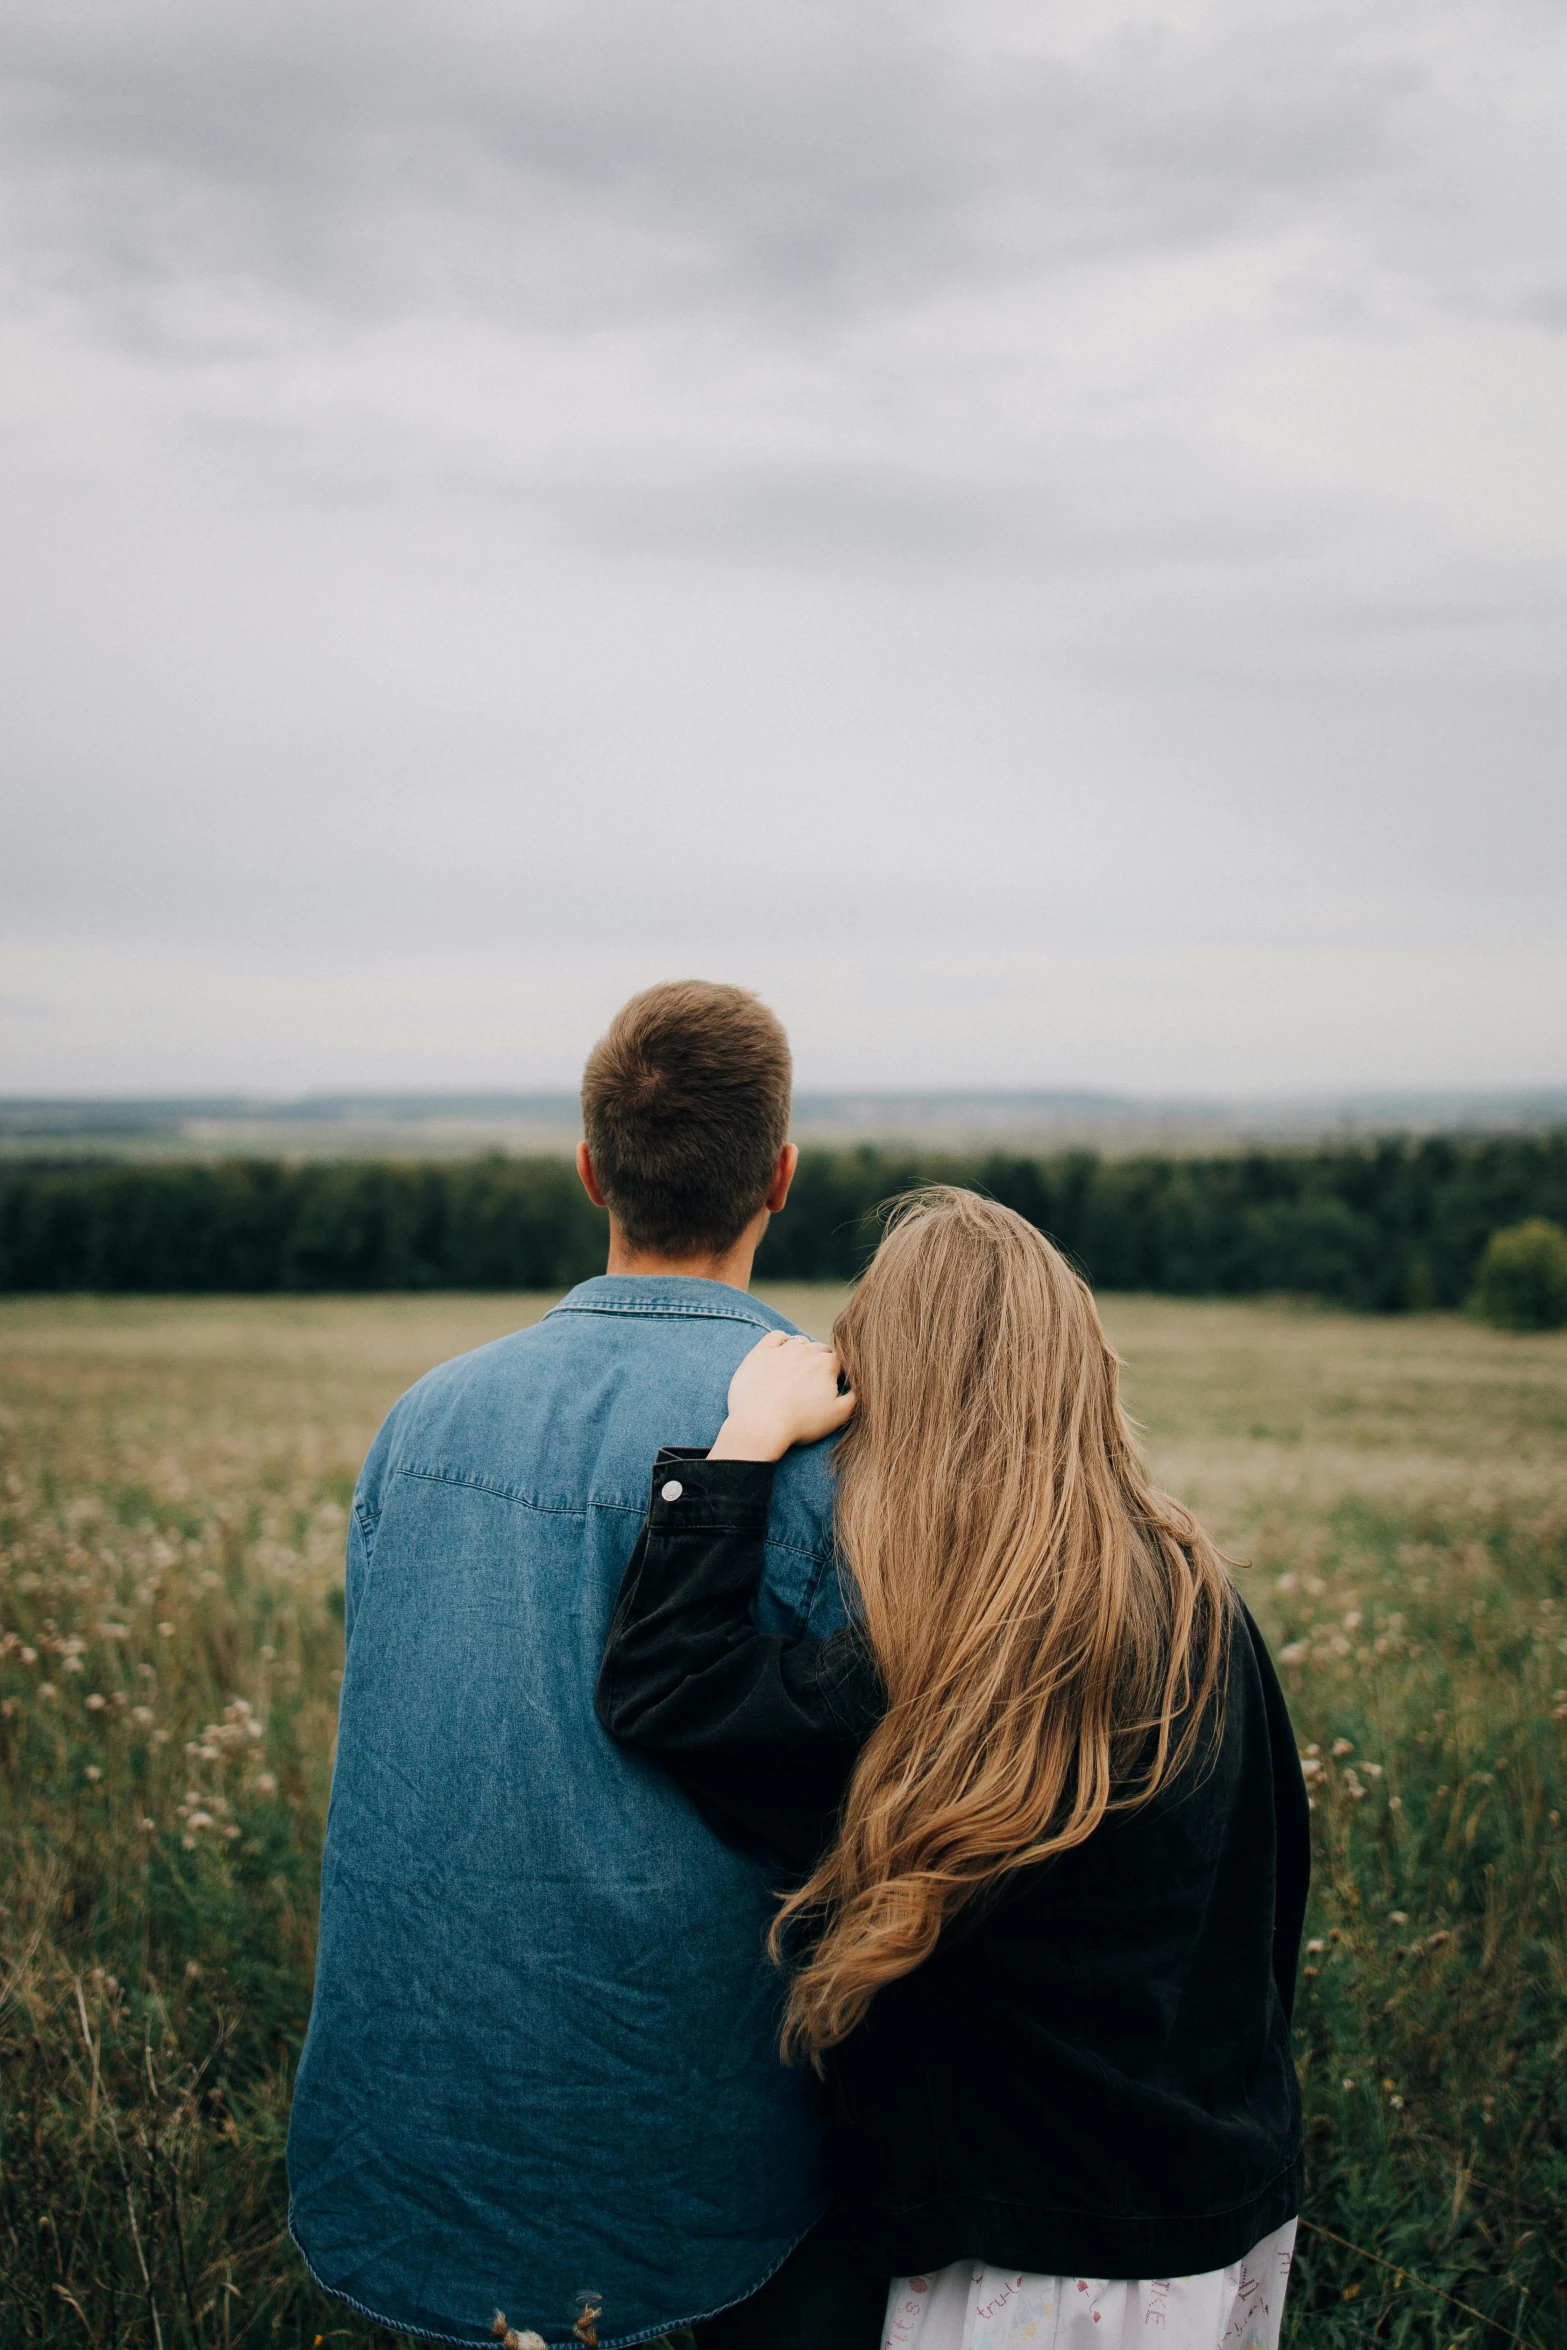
[394,1463,638,1520]
[798,1542,849,1623]
[392,1460,830,1563]
[759,1530,835,1568]
[544,1299,782,1329]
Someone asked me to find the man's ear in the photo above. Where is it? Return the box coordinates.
[576,1140,608,1209]
[764,1143,799,1215]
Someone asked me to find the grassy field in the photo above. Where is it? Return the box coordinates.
[2,1291,1564,2348]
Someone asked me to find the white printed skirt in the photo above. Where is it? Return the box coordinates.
[880,2219,1297,2350]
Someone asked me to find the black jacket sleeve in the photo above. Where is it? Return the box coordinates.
[1239,1597,1312,2020]
[596,1450,882,1871]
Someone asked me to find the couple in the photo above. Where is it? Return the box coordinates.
[287,982,1308,2350]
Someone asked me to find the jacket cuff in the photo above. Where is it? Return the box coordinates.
[648,1450,778,1531]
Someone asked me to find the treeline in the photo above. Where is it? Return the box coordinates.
[2,1135,1566,1308]
[0,1157,604,1296]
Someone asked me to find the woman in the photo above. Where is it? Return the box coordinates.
[597,1191,1308,2350]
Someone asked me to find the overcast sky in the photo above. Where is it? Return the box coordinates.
[2,0,1564,1093]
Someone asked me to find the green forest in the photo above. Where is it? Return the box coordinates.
[3,1132,1566,1308]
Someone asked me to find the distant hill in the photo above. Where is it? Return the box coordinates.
[1,1087,1564,1161]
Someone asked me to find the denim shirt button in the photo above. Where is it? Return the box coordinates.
[660,1479,684,1502]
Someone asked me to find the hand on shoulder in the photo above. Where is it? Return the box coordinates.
[708,1330,857,1462]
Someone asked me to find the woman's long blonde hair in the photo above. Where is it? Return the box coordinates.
[772,1188,1233,2066]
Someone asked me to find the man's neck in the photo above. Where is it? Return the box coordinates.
[603,1225,761,1292]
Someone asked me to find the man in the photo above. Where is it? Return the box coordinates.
[288,982,882,2348]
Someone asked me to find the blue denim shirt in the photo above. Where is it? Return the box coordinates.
[287,1277,848,2348]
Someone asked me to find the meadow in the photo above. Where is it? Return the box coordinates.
[2,1290,1564,2348]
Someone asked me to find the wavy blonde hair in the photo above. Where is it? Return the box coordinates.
[771,1188,1234,2066]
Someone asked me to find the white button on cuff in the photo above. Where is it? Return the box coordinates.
[660,1479,684,1502]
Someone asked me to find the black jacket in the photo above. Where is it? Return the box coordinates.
[597,1452,1308,2282]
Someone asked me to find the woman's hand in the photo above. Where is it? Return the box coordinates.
[707,1331,856,1462]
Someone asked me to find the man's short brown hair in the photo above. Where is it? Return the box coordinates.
[581,981,793,1254]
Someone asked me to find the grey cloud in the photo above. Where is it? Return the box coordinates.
[1516,287,1567,331]
[557,463,1307,573]
[0,1,1428,335]
[2,0,1564,1089]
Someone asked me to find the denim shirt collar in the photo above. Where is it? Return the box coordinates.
[547,1274,794,1331]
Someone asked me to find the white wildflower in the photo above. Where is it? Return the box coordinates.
[491,2314,547,2350]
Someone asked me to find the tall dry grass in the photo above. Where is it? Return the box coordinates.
[1105,1298,1567,2347]
[0,1299,425,2347]
[2,1292,1564,2347]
